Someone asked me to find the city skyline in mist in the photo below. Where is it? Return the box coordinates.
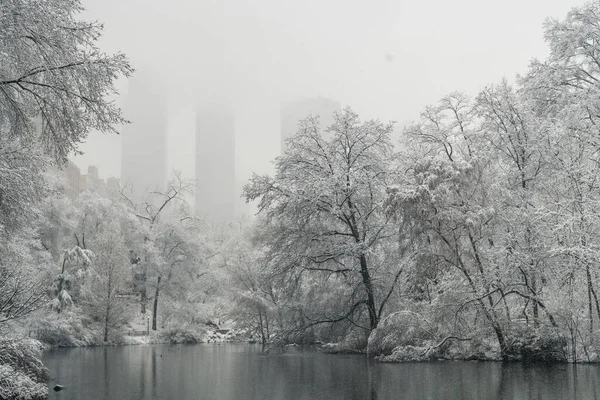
[117,73,342,219]
[71,0,587,188]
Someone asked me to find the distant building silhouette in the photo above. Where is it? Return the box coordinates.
[52,160,80,198]
[103,176,121,199]
[52,160,120,199]
[195,103,235,222]
[280,97,341,155]
[84,165,102,193]
[121,72,167,200]
[77,166,105,195]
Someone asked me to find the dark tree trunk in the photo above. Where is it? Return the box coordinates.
[258,306,267,344]
[104,305,110,342]
[587,264,594,337]
[139,267,147,315]
[152,276,161,331]
[359,254,378,330]
[456,254,507,359]
[532,271,539,327]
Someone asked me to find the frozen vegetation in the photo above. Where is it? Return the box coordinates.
[4,0,600,399]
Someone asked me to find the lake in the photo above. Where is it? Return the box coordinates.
[43,344,600,400]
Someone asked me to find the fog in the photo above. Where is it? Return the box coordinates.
[73,0,586,212]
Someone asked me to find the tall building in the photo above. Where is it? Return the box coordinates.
[53,160,80,198]
[79,165,107,195]
[120,72,167,200]
[195,104,235,222]
[280,97,341,154]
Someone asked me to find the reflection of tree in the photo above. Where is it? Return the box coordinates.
[366,359,379,400]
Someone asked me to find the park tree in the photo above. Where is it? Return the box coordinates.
[475,81,550,327]
[0,0,131,322]
[49,244,94,313]
[223,218,281,343]
[0,0,131,393]
[245,108,402,335]
[82,223,131,342]
[387,93,515,356]
[0,0,132,162]
[519,0,600,354]
[38,189,139,312]
[123,173,196,328]
[147,212,203,331]
[0,228,52,325]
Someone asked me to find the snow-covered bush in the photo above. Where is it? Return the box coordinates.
[504,324,567,363]
[377,345,429,362]
[0,364,48,400]
[323,328,368,353]
[33,310,98,347]
[0,338,49,400]
[367,311,436,358]
[160,326,206,344]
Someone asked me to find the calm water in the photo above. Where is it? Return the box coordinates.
[43,344,600,400]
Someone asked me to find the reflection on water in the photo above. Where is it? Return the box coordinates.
[43,344,600,400]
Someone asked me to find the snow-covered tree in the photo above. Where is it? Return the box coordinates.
[518,0,600,354]
[147,212,203,331]
[0,0,132,163]
[0,228,52,325]
[81,223,130,342]
[123,172,198,327]
[49,245,94,313]
[245,108,402,333]
[0,0,130,391]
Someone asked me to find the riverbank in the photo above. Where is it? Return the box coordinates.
[28,308,248,349]
[36,326,245,348]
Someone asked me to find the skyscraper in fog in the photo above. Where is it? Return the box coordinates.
[121,73,167,200]
[280,97,341,154]
[195,104,235,222]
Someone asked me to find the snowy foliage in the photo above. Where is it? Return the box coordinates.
[0,0,132,162]
[0,337,49,400]
[245,108,405,338]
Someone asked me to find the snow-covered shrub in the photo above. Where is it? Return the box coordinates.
[504,324,567,363]
[367,311,436,358]
[377,345,429,362]
[160,326,206,344]
[0,338,49,400]
[324,328,369,353]
[33,310,98,346]
[0,365,48,400]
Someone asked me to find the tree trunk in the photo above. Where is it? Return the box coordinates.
[257,306,266,344]
[140,268,147,315]
[587,264,594,337]
[532,272,539,327]
[104,305,110,342]
[359,254,378,330]
[456,254,507,359]
[264,308,270,343]
[152,276,161,331]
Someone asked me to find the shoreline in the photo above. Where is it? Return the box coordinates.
[40,340,600,365]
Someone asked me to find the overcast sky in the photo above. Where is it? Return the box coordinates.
[73,0,586,184]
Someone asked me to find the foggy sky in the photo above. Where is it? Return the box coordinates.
[73,0,586,185]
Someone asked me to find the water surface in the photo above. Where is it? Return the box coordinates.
[43,344,600,400]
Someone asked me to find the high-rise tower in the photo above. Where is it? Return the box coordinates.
[120,72,167,200]
[195,104,235,222]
